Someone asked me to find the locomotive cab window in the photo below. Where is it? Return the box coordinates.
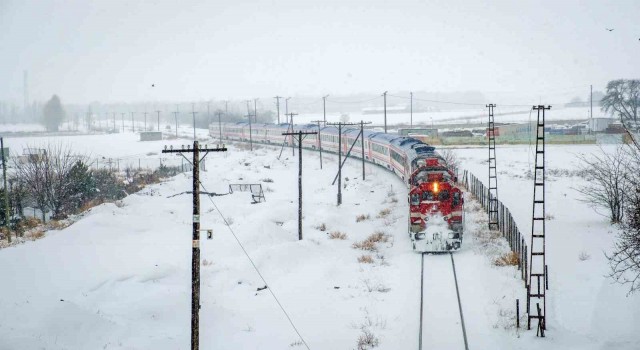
[439,190,450,201]
[422,191,434,201]
[411,193,420,205]
[453,192,460,206]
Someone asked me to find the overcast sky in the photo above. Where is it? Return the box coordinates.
[1,0,638,105]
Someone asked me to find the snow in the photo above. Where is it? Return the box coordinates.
[0,131,638,349]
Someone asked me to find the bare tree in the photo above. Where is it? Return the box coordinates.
[440,148,460,173]
[607,146,640,294]
[601,79,640,150]
[12,143,88,221]
[575,146,627,224]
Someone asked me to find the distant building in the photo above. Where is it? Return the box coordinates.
[398,128,438,138]
[588,118,615,133]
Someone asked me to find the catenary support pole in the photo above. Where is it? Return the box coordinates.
[274,96,282,124]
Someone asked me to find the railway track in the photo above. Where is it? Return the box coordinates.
[419,252,469,350]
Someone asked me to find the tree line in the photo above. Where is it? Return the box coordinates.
[1,143,182,243]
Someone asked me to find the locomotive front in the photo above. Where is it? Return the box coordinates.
[408,157,464,252]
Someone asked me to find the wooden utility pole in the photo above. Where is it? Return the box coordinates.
[246,112,254,151]
[216,111,223,141]
[590,85,593,134]
[191,104,197,140]
[286,112,298,156]
[121,113,125,133]
[112,112,116,131]
[383,91,388,133]
[274,96,282,124]
[1,138,9,243]
[161,141,227,350]
[410,92,413,127]
[253,98,259,123]
[156,110,161,132]
[144,111,148,131]
[173,106,179,138]
[322,95,329,124]
[281,130,317,240]
[327,121,371,204]
[311,120,324,169]
[131,112,135,132]
[285,97,291,116]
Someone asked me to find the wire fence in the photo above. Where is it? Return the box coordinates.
[88,155,203,173]
[462,169,528,288]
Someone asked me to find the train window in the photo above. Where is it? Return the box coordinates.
[439,190,450,201]
[453,192,460,206]
[422,191,434,201]
[410,193,420,205]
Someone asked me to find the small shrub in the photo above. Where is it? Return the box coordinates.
[329,231,348,240]
[25,228,45,240]
[545,213,555,221]
[357,329,380,350]
[315,223,327,232]
[578,251,591,261]
[358,255,374,264]
[353,240,377,251]
[47,220,71,231]
[367,231,389,243]
[494,251,520,266]
[202,259,213,266]
[225,217,234,226]
[390,197,398,203]
[376,208,391,219]
[356,214,370,222]
[261,178,274,183]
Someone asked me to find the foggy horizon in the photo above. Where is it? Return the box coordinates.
[1,0,639,107]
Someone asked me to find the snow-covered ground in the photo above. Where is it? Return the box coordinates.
[292,105,599,127]
[0,132,638,349]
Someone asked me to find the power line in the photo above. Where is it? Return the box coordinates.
[197,179,312,350]
[325,96,380,104]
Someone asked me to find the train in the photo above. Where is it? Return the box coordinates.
[210,121,464,252]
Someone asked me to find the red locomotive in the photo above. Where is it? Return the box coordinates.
[408,156,464,252]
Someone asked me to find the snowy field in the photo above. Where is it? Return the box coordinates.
[0,131,638,349]
[291,105,597,127]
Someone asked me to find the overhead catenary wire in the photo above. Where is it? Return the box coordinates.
[196,178,312,350]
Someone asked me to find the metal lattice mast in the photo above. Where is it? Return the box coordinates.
[487,103,499,231]
[528,105,550,336]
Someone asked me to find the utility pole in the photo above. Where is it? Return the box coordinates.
[254,98,259,123]
[121,113,125,133]
[286,112,298,156]
[113,112,116,131]
[207,101,211,130]
[383,91,388,133]
[323,95,329,124]
[131,112,135,132]
[173,106,179,139]
[311,120,324,169]
[246,112,254,151]
[157,110,161,132]
[161,141,227,350]
[274,96,282,124]
[410,92,413,128]
[224,100,228,117]
[590,85,593,135]
[285,97,291,116]
[327,121,371,204]
[191,103,197,140]
[144,110,148,131]
[216,111,223,141]
[281,130,317,240]
[1,138,9,243]
[487,103,499,231]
